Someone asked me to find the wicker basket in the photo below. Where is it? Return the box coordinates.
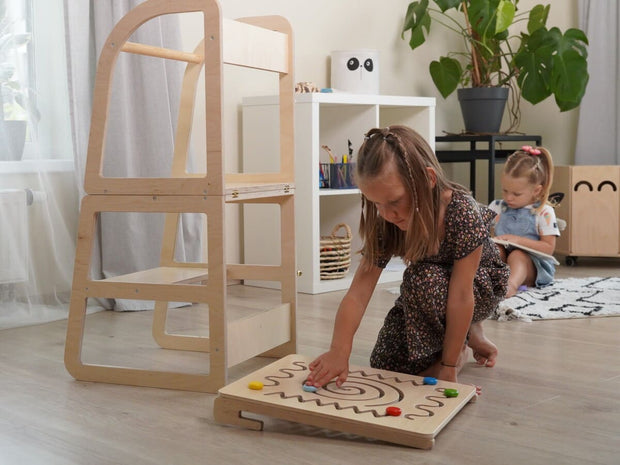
[320,223,352,280]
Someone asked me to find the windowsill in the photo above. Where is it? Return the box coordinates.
[0,159,74,174]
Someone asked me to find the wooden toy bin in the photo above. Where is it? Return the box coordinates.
[551,165,620,265]
[64,0,297,393]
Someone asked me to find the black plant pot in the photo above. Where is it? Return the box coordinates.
[0,120,27,161]
[457,87,509,134]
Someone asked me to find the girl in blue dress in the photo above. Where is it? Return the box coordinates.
[489,146,560,298]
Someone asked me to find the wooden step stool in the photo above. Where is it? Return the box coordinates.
[64,0,297,393]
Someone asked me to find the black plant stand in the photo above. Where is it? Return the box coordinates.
[435,134,542,203]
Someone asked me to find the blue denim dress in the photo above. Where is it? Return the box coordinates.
[494,202,555,287]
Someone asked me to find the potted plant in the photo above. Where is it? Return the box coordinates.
[401,0,589,133]
[0,0,34,160]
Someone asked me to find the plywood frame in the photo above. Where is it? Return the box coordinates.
[64,0,296,393]
[83,0,294,196]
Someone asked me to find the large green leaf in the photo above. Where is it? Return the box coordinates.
[430,56,463,98]
[527,4,549,34]
[468,0,502,40]
[552,50,589,111]
[435,0,462,12]
[550,28,589,111]
[515,28,555,104]
[516,55,551,105]
[495,0,515,34]
[402,0,431,50]
[562,28,589,58]
[515,26,589,110]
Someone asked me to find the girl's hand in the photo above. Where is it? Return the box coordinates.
[495,234,521,245]
[307,349,349,388]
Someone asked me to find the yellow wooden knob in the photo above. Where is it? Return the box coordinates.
[248,381,264,390]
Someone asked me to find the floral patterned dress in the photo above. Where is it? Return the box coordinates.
[370,190,509,374]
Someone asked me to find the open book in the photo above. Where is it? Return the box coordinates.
[492,238,560,265]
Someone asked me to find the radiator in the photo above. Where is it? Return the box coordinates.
[0,189,29,284]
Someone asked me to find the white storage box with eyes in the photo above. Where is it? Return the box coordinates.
[330,49,379,94]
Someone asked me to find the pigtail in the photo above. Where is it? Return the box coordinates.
[536,147,554,210]
[387,131,433,262]
[357,129,406,268]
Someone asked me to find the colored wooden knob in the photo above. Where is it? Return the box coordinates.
[386,406,402,416]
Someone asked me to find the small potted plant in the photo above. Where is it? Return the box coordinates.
[0,1,34,160]
[401,0,589,133]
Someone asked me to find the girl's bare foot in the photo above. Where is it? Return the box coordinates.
[468,321,498,367]
[505,282,518,298]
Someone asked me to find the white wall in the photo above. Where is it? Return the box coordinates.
[180,0,581,261]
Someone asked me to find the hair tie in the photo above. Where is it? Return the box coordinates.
[521,145,541,156]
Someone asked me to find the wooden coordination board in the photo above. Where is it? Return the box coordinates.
[214,354,477,449]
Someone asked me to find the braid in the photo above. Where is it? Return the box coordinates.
[383,130,419,214]
[378,127,436,262]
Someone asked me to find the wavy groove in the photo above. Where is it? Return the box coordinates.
[264,391,387,417]
[263,360,307,387]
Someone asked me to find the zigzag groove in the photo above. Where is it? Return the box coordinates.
[347,369,423,387]
[264,391,386,417]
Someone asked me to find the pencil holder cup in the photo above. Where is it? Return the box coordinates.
[319,163,329,188]
[328,163,356,189]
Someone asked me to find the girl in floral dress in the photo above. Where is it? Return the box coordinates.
[307,125,509,387]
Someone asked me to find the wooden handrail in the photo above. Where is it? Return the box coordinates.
[121,41,203,64]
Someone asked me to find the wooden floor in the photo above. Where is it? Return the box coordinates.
[1,257,619,464]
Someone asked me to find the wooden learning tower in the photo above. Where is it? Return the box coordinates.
[64,0,297,393]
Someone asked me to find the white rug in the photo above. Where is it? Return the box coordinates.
[386,277,620,322]
[491,277,620,321]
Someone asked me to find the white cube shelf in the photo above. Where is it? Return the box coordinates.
[243,93,435,294]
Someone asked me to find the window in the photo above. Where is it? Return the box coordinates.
[1,0,72,167]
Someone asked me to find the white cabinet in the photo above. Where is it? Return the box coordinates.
[243,93,435,294]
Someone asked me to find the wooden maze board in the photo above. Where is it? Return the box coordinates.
[214,354,477,449]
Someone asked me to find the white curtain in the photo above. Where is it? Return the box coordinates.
[0,0,77,329]
[0,0,202,329]
[575,0,620,165]
[64,0,203,311]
